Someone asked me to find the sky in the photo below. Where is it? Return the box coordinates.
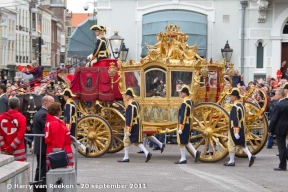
[67,0,95,13]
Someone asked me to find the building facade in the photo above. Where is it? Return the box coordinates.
[0,7,17,77]
[95,0,288,82]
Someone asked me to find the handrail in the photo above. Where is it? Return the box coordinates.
[24,133,79,185]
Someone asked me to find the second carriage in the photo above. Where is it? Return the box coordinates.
[63,24,268,162]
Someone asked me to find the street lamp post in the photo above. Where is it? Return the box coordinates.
[37,31,42,66]
[83,1,97,46]
[109,30,124,59]
[120,43,129,62]
[221,40,233,67]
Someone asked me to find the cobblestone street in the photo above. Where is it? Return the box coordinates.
[74,145,287,192]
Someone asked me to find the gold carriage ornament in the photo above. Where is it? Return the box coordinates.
[108,62,118,89]
[110,24,269,162]
[72,24,268,161]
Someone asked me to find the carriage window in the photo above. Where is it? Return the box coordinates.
[171,71,193,97]
[145,68,166,98]
[208,71,217,88]
[124,71,141,97]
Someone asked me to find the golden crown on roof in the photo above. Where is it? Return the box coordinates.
[165,24,180,33]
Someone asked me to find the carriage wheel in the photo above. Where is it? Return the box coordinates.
[77,115,112,157]
[101,108,125,153]
[77,100,97,116]
[235,101,268,157]
[186,103,229,162]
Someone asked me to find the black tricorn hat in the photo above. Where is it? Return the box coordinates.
[177,85,192,96]
[125,88,137,98]
[47,82,54,91]
[90,25,102,31]
[284,83,288,90]
[61,88,76,97]
[229,88,241,98]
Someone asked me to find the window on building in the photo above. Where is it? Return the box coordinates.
[257,42,264,68]
[32,13,36,31]
[283,21,288,34]
[12,20,15,35]
[9,20,11,34]
[68,27,71,36]
[8,41,10,63]
[52,28,55,43]
[11,42,14,62]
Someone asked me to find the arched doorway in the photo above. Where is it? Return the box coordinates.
[141,10,207,58]
[282,21,288,72]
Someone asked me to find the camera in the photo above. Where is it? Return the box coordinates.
[83,4,88,11]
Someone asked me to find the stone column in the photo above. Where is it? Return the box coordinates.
[271,37,282,78]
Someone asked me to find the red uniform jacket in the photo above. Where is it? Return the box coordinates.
[45,114,74,167]
[0,110,27,161]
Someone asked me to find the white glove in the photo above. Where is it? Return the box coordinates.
[178,130,182,135]
[126,132,131,136]
[234,133,240,139]
[87,54,93,60]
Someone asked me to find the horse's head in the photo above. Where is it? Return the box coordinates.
[16,93,44,125]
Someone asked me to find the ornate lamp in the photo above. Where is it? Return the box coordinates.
[108,62,118,89]
[120,43,129,62]
[109,30,124,59]
[221,41,233,66]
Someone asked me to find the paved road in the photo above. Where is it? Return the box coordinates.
[74,145,287,192]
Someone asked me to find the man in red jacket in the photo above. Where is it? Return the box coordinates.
[0,97,27,161]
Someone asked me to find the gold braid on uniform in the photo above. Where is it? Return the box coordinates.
[65,98,76,130]
[232,100,244,134]
[93,37,104,59]
[179,97,191,131]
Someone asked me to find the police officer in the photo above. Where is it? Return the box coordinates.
[175,85,201,164]
[118,88,152,163]
[88,25,108,63]
[224,88,256,167]
[46,82,55,96]
[62,88,77,137]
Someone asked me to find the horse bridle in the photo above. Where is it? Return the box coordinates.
[27,94,38,124]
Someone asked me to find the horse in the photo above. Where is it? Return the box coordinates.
[16,94,66,143]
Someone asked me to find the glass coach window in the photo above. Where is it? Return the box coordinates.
[145,68,166,98]
[124,71,141,97]
[170,71,193,97]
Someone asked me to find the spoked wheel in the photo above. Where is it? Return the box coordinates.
[187,103,229,162]
[77,115,112,157]
[101,107,125,153]
[235,101,268,157]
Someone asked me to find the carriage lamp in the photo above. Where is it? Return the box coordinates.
[221,41,233,67]
[109,30,124,59]
[120,43,129,62]
[108,62,117,89]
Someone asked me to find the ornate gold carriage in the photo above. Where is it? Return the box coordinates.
[70,24,268,162]
[114,24,268,162]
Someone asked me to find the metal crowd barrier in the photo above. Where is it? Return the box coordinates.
[24,134,79,185]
